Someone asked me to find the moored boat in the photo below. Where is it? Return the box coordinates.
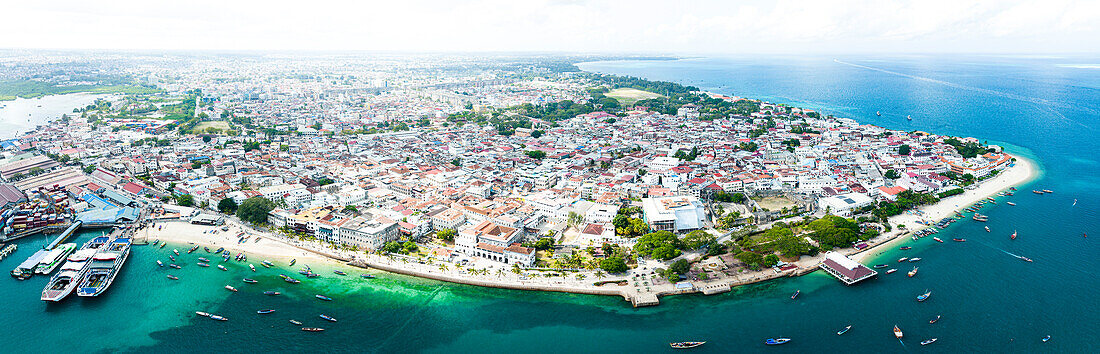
[76,237,132,297]
[290,259,296,266]
[930,315,941,324]
[764,338,791,345]
[249,264,256,271]
[40,242,102,302]
[166,274,179,280]
[198,257,210,263]
[908,258,921,262]
[209,315,227,321]
[898,257,908,262]
[197,262,209,267]
[35,243,77,275]
[290,319,302,325]
[1042,335,1051,342]
[334,270,347,276]
[264,291,281,296]
[899,246,911,250]
[1007,202,1016,206]
[316,294,333,301]
[361,274,375,279]
[920,338,937,345]
[262,260,273,268]
[169,263,181,269]
[243,278,258,283]
[670,341,705,349]
[302,327,324,332]
[908,267,918,277]
[985,226,990,232]
[217,264,227,271]
[917,290,931,302]
[225,285,237,292]
[933,237,943,243]
[285,277,300,284]
[837,325,851,335]
[196,311,210,317]
[156,260,163,267]
[257,309,275,314]
[873,264,888,269]
[886,269,897,274]
[173,249,179,255]
[952,238,966,242]
[319,314,337,322]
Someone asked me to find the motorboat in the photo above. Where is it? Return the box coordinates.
[930,315,941,324]
[1042,335,1051,342]
[156,260,163,267]
[670,341,705,349]
[225,285,238,292]
[264,291,281,296]
[908,267,918,277]
[908,258,922,262]
[316,294,333,301]
[790,290,800,300]
[886,269,897,274]
[837,325,851,335]
[893,325,903,339]
[319,314,337,322]
[764,338,791,345]
[243,278,258,283]
[257,309,276,314]
[166,275,179,280]
[917,290,931,302]
[920,338,937,345]
[898,257,908,263]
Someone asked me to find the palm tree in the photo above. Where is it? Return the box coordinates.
[496,268,505,277]
[594,270,606,280]
[438,264,449,272]
[511,263,522,274]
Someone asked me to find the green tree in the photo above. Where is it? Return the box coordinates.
[436,228,457,242]
[524,150,547,159]
[682,230,716,249]
[884,169,901,179]
[651,245,682,260]
[236,196,276,224]
[83,165,97,174]
[898,144,911,155]
[736,251,763,268]
[763,254,780,267]
[668,259,690,275]
[217,198,238,214]
[176,194,194,207]
[599,256,628,273]
[530,130,544,138]
[633,231,682,258]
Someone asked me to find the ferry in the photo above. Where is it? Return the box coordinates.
[302,327,324,332]
[764,338,791,345]
[166,275,179,280]
[264,291,281,296]
[34,243,77,275]
[898,257,908,263]
[169,264,181,269]
[319,314,337,322]
[908,267,918,277]
[333,270,347,276]
[952,238,966,242]
[196,311,211,317]
[289,319,302,325]
[209,315,227,321]
[156,260,163,267]
[670,341,705,349]
[920,338,938,346]
[1011,230,1017,240]
[929,315,941,324]
[316,294,333,301]
[908,258,922,262]
[262,260,273,268]
[917,290,931,302]
[249,264,256,271]
[886,269,897,274]
[837,325,851,335]
[243,278,258,283]
[217,265,227,271]
[899,246,911,250]
[40,247,102,301]
[76,237,132,297]
[257,309,276,314]
[933,237,943,243]
[893,325,903,339]
[197,262,210,267]
[225,285,237,292]
[873,264,888,269]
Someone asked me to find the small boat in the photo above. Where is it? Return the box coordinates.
[167,275,179,280]
[1042,335,1051,342]
[790,290,800,299]
[985,226,990,232]
[225,285,238,292]
[285,277,300,284]
[886,269,897,274]
[1011,230,1017,240]
[214,247,224,254]
[156,260,163,267]
[257,309,275,314]
[169,255,175,261]
[188,246,199,254]
[333,270,347,276]
[290,259,297,266]
[197,262,210,267]
[1007,202,1016,206]
[302,327,325,332]
[837,325,851,335]
[894,325,903,339]
[196,311,211,317]
[933,237,943,243]
[209,315,227,321]
[264,291,281,296]
[899,246,911,250]
[917,290,931,302]
[249,264,256,271]
[873,264,888,269]
[319,314,337,322]
[670,341,705,349]
[920,338,937,345]
[908,267,918,277]
[289,319,302,325]
[262,260,273,268]
[173,249,180,255]
[898,257,908,263]
[169,264,181,269]
[952,238,966,242]
[361,274,375,279]
[217,265,227,271]
[1043,189,1053,193]
[243,278,258,283]
[876,111,881,116]
[316,294,333,301]
[764,338,791,345]
[198,257,210,263]
[908,258,922,262]
[930,315,941,324]
[1020,257,1033,262]
[203,247,209,253]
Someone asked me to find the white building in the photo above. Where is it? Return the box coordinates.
[818,193,873,217]
[641,196,707,233]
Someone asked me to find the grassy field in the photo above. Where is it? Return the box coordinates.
[194,121,231,131]
[754,196,798,211]
[605,88,663,106]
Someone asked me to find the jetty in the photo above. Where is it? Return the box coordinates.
[46,221,81,250]
[0,243,16,261]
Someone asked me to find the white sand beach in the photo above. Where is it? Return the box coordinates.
[141,219,333,264]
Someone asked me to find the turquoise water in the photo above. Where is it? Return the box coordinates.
[2,56,1099,352]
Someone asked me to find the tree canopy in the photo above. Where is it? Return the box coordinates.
[217,198,238,214]
[633,231,683,260]
[236,196,276,224]
[599,256,628,273]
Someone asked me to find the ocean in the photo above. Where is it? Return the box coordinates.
[2,56,1098,353]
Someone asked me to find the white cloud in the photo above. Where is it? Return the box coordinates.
[0,0,1097,53]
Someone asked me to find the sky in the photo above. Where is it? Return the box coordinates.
[2,0,1099,54]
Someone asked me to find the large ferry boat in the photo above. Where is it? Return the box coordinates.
[76,237,132,297]
[41,237,111,301]
[34,243,77,275]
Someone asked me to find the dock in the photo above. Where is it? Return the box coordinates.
[46,221,81,250]
[0,244,16,261]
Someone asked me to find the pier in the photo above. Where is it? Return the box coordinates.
[46,221,81,250]
[0,244,16,261]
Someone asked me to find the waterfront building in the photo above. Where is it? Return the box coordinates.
[818,193,873,217]
[819,252,877,285]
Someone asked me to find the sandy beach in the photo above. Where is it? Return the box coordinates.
[141,219,334,265]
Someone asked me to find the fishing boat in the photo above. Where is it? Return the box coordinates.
[76,237,132,297]
[209,315,227,321]
[1042,335,1051,342]
[1033,190,1044,194]
[160,243,165,249]
[933,237,943,243]
[670,341,705,349]
[203,247,210,253]
[952,238,966,242]
[1020,256,1033,262]
[886,269,897,274]
[1011,230,1017,240]
[302,327,325,332]
[214,247,224,254]
[197,262,210,267]
[333,270,347,276]
[257,309,276,314]
[764,338,791,345]
[290,259,297,266]
[262,260,273,268]
[837,325,851,335]
[361,274,375,279]
[985,226,990,232]
[316,294,333,301]
[243,278,257,283]
[917,290,931,302]
[1007,202,1016,206]
[264,291,281,296]
[893,325,903,339]
[319,314,337,322]
[899,246,911,250]
[873,264,888,269]
[289,319,302,325]
[898,257,908,263]
[217,265,227,271]
[908,258,922,262]
[169,263,181,269]
[908,267,918,277]
[167,275,179,280]
[188,246,199,254]
[198,257,210,263]
[173,249,179,255]
[285,277,300,284]
[40,238,105,302]
[225,285,238,292]
[1043,189,1053,193]
[249,264,256,271]
[156,260,163,267]
[920,338,937,345]
[930,315,941,324]
[196,311,211,317]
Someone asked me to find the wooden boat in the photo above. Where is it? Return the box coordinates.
[316,294,333,301]
[243,278,258,283]
[1011,230,1017,240]
[264,291,281,296]
[319,314,337,322]
[289,319,302,325]
[929,315,941,324]
[224,285,237,292]
[908,267,918,277]
[670,341,705,349]
[893,325,903,339]
[166,275,179,280]
[302,327,324,332]
[920,338,937,345]
[917,290,931,302]
[886,269,897,274]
